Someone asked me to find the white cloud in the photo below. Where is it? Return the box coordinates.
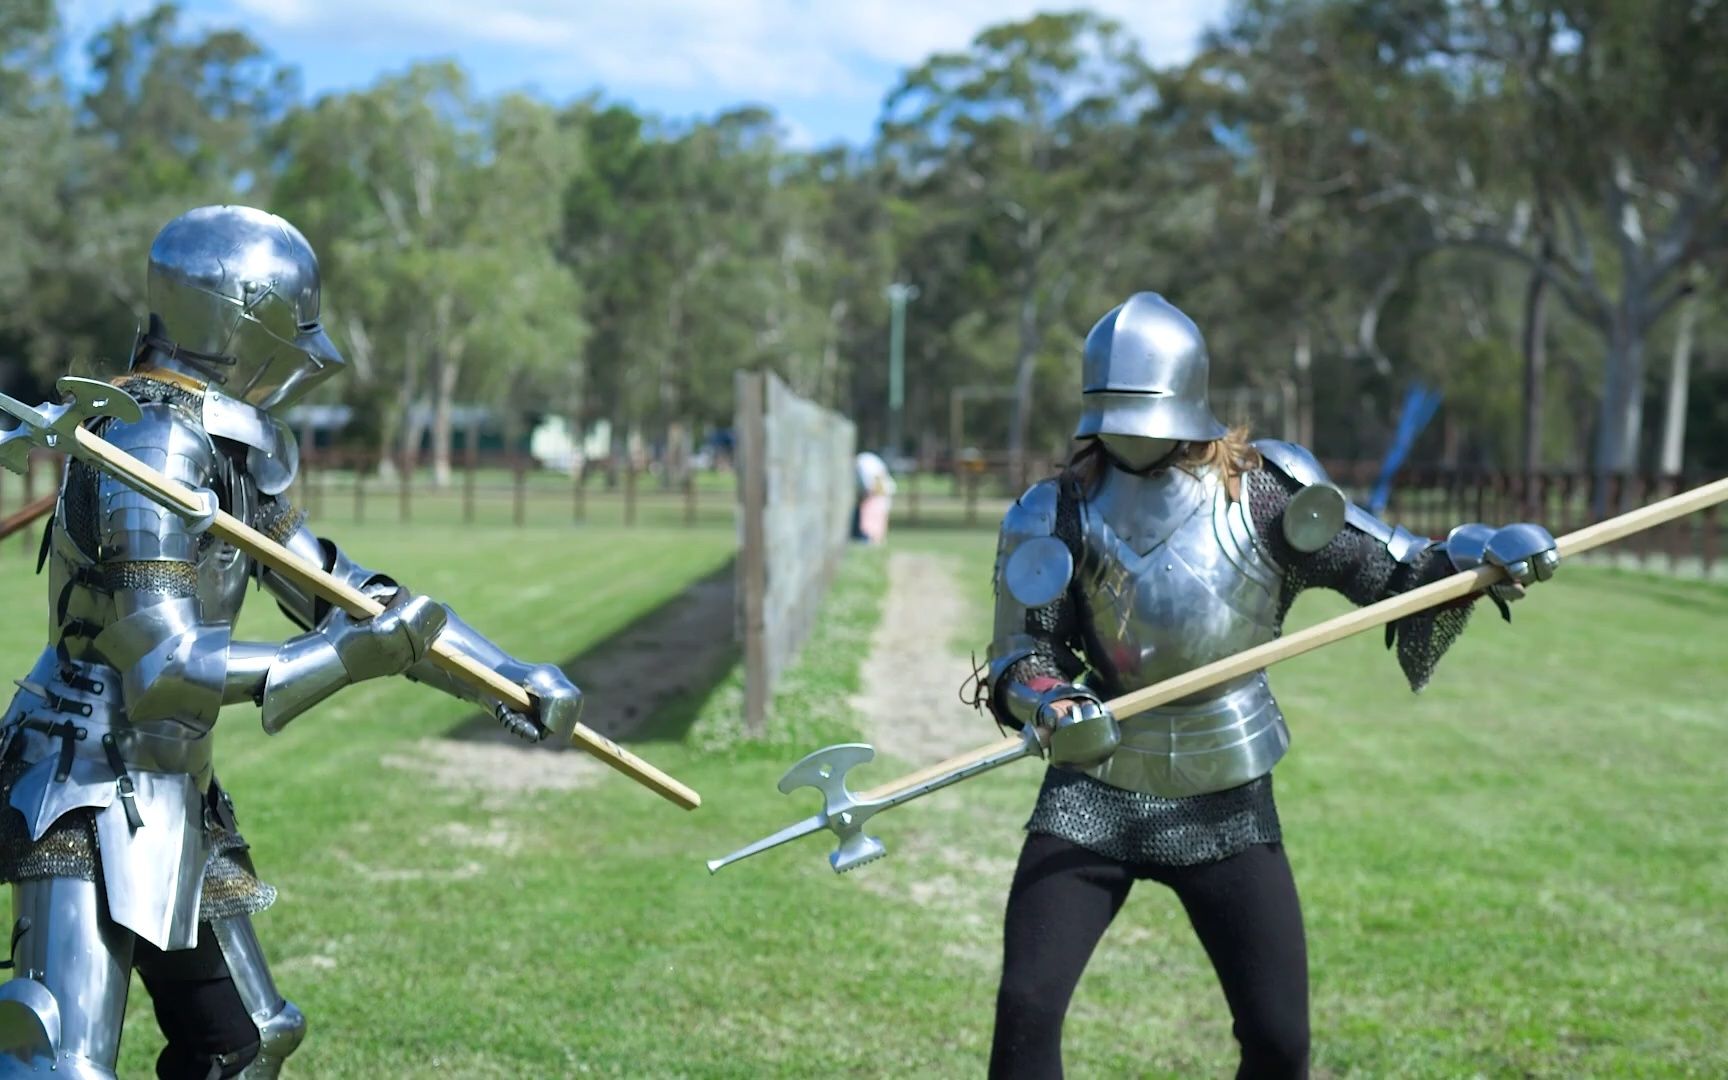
[220,0,1230,101]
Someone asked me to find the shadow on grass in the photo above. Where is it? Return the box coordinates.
[443,557,740,749]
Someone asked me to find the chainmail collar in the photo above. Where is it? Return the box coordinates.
[119,365,208,398]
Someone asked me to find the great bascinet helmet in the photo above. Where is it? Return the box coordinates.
[138,205,345,413]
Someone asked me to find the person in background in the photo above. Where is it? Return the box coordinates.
[854,450,897,544]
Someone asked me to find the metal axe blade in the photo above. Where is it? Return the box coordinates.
[0,378,142,475]
[705,729,1042,876]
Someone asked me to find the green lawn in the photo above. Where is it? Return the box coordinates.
[0,523,1722,1077]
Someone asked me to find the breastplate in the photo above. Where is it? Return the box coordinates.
[1074,465,1290,797]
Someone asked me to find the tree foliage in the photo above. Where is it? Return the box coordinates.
[3,1,1725,478]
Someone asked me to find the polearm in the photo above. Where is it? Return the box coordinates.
[0,493,56,544]
[709,474,1728,872]
[0,378,701,811]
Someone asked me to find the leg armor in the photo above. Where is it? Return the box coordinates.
[0,878,134,1079]
[211,917,304,1079]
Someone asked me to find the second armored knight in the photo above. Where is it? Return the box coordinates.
[0,206,581,1079]
[982,292,1560,1078]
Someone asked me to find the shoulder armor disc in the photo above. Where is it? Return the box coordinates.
[1251,439,1333,488]
[204,390,299,495]
[996,480,1073,609]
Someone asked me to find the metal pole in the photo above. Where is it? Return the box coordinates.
[885,283,919,458]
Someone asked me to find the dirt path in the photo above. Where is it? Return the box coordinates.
[850,550,992,764]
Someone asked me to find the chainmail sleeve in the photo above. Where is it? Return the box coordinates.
[1244,467,1477,691]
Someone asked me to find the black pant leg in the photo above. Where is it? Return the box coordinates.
[989,833,1135,1080]
[1160,843,1310,1080]
[133,925,261,1080]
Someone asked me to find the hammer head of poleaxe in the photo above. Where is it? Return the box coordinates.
[0,377,142,474]
[777,742,890,873]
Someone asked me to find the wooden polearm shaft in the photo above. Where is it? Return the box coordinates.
[69,424,702,810]
[0,492,57,544]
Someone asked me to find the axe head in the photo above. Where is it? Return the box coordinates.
[777,742,876,801]
[778,742,892,873]
[831,831,887,874]
[0,377,142,474]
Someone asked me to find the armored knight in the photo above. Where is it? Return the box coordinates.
[981,293,1560,1079]
[0,206,581,1079]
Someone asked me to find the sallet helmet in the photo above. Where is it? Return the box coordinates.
[1074,292,1227,443]
[139,205,345,413]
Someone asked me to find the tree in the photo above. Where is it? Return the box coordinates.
[880,12,1151,479]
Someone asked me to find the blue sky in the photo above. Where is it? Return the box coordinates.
[58,0,1231,146]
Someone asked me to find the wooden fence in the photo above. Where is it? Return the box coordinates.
[1,445,1720,578]
[883,458,1727,578]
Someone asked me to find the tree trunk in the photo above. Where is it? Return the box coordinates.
[1292,325,1314,449]
[663,420,690,489]
[1520,258,1550,511]
[1658,281,1700,477]
[397,401,428,482]
[820,299,848,409]
[1591,313,1647,515]
[1006,277,1040,489]
[607,409,627,490]
[1593,314,1647,477]
[431,353,462,489]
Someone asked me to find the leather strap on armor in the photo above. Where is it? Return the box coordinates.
[97,735,142,832]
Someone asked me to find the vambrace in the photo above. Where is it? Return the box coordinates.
[257,524,393,630]
[227,592,447,734]
[255,523,577,740]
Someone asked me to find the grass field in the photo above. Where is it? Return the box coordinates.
[0,521,1723,1077]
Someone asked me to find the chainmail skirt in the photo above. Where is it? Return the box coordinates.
[0,759,277,919]
[1025,766,1282,866]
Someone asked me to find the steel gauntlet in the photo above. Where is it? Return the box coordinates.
[1442,521,1561,615]
[490,660,584,744]
[1035,687,1121,769]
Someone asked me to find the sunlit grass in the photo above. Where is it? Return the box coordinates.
[0,522,1720,1076]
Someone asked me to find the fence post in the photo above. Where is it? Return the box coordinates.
[513,456,527,527]
[1705,504,1719,579]
[964,469,980,527]
[398,450,412,524]
[684,473,697,527]
[736,371,769,734]
[908,467,920,525]
[572,459,585,524]
[624,463,638,527]
[353,455,366,525]
[463,452,476,525]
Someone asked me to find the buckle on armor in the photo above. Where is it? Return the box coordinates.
[57,666,104,697]
[100,733,144,831]
[18,716,89,782]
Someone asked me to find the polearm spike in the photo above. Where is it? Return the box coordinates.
[0,378,701,810]
[710,474,1728,873]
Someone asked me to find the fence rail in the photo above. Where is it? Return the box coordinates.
[1,446,1721,578]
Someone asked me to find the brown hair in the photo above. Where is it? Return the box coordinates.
[1061,426,1262,501]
